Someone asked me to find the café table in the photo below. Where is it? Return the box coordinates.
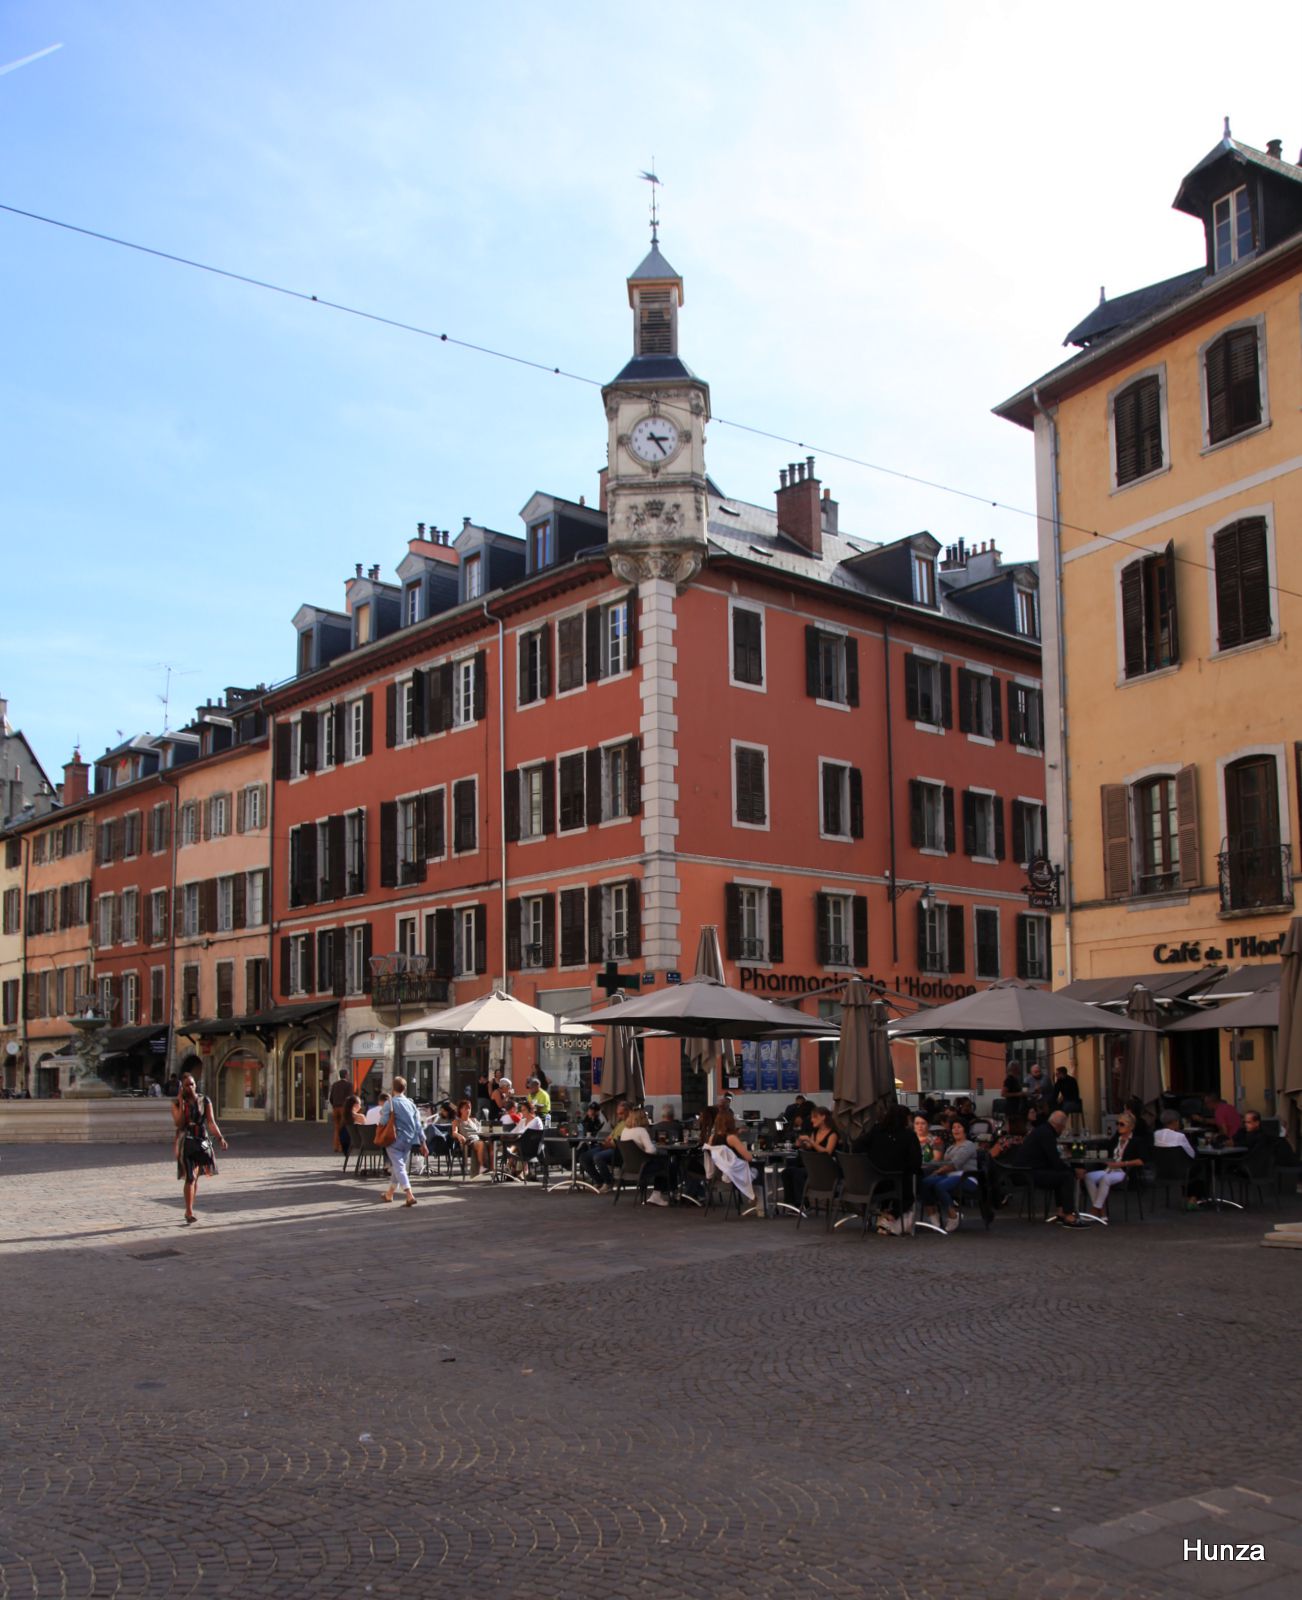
[1195,1145,1248,1211]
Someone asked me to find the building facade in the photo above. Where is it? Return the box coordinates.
[997,129,1302,1117]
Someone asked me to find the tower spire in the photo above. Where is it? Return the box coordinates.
[639,165,661,245]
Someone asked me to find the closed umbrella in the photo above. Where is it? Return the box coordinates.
[833,980,892,1139]
[1275,918,1302,1140]
[596,995,644,1119]
[683,927,735,1094]
[1119,984,1163,1115]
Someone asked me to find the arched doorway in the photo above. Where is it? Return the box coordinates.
[217,1051,269,1118]
[282,1035,331,1121]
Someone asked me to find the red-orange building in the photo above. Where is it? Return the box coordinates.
[265,242,1046,1121]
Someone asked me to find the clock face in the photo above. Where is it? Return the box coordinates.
[628,415,681,464]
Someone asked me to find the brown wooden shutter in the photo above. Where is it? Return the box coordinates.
[360,692,373,755]
[939,664,952,728]
[815,893,830,963]
[1120,559,1146,678]
[585,607,602,683]
[623,592,638,669]
[585,748,603,827]
[316,931,332,996]
[411,674,426,737]
[473,652,487,721]
[1175,765,1201,889]
[385,683,398,747]
[1137,375,1162,475]
[805,627,821,698]
[962,790,977,856]
[559,754,584,831]
[433,909,453,978]
[1161,541,1180,664]
[1101,784,1132,899]
[625,740,641,817]
[506,898,522,970]
[957,668,973,733]
[903,652,919,720]
[908,780,925,847]
[844,637,859,706]
[767,888,784,962]
[558,615,584,691]
[425,788,444,858]
[1011,800,1026,865]
[1206,333,1231,443]
[280,936,292,997]
[1239,518,1271,643]
[473,904,488,975]
[300,715,317,772]
[201,878,218,935]
[852,896,869,968]
[588,884,603,960]
[1016,914,1031,979]
[235,789,246,834]
[943,787,956,853]
[541,894,556,968]
[538,621,552,698]
[274,721,292,780]
[1227,327,1261,434]
[916,903,929,970]
[232,873,246,929]
[436,665,454,732]
[724,883,743,960]
[328,814,346,896]
[517,632,531,703]
[946,904,965,974]
[504,770,521,843]
[993,797,1006,861]
[625,880,641,958]
[302,936,315,995]
[848,767,864,839]
[1214,524,1244,650]
[1114,381,1140,484]
[560,888,586,965]
[379,801,398,887]
[202,798,213,842]
[333,934,346,998]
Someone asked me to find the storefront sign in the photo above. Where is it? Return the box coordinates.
[351,1030,393,1058]
[1153,932,1285,965]
[738,968,975,1002]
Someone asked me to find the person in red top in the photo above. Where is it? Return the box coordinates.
[1192,1093,1242,1143]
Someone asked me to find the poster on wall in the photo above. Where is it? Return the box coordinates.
[759,1039,779,1093]
[779,1039,800,1093]
[740,1042,759,1092]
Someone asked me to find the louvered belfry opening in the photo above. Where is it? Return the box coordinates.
[637,288,675,356]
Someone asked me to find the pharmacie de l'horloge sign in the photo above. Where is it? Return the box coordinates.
[1152,931,1287,965]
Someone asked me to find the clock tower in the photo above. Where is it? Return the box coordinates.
[602,239,711,586]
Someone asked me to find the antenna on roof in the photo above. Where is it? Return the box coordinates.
[1223,115,1232,139]
[639,164,661,245]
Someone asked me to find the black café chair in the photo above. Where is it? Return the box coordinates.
[833,1152,898,1236]
[351,1123,386,1180]
[1101,1164,1151,1223]
[503,1128,545,1183]
[796,1149,841,1231]
[1152,1146,1194,1209]
[613,1141,651,1205]
[539,1136,573,1191]
[988,1156,1043,1221]
[1226,1144,1278,1210]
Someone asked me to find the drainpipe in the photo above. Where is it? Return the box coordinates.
[482,597,509,1082]
[159,772,182,1087]
[18,831,29,1092]
[883,616,900,964]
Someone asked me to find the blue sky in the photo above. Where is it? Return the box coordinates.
[4,0,1300,779]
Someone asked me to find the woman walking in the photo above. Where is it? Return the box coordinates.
[172,1072,227,1224]
[377,1076,428,1207]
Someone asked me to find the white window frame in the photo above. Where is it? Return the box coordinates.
[1106,364,1170,493]
[211,793,230,838]
[1014,586,1040,637]
[246,783,267,830]
[121,889,139,945]
[216,875,234,933]
[911,648,946,730]
[396,914,418,958]
[455,906,477,976]
[818,758,852,841]
[289,936,310,996]
[405,583,421,626]
[344,925,367,996]
[96,893,115,949]
[345,809,366,888]
[602,599,630,678]
[1198,315,1270,454]
[917,779,948,855]
[182,883,200,939]
[731,740,770,832]
[735,881,770,964]
[920,902,950,975]
[520,763,546,841]
[973,906,1001,981]
[179,802,200,847]
[318,709,336,770]
[122,972,139,1026]
[347,698,366,762]
[968,786,997,863]
[292,718,307,780]
[150,888,167,943]
[601,742,632,825]
[1015,797,1046,867]
[521,895,546,969]
[911,550,937,607]
[1204,501,1280,657]
[961,663,997,743]
[464,553,484,600]
[530,518,555,568]
[1022,914,1051,982]
[728,600,766,692]
[245,869,265,928]
[604,882,630,961]
[1212,185,1253,272]
[399,678,416,744]
[517,627,547,709]
[823,891,852,967]
[811,625,851,708]
[1010,677,1044,753]
[452,656,477,728]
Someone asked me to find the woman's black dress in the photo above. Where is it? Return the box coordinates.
[177,1094,218,1182]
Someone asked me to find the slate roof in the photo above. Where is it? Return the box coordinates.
[628,243,681,281]
[704,493,1035,642]
[1174,135,1302,214]
[608,353,698,385]
[1064,268,1206,348]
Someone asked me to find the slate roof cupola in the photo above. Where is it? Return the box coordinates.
[1174,121,1302,278]
[609,238,698,386]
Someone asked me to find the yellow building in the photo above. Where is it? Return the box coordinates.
[997,128,1302,1119]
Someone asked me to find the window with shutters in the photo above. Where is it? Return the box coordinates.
[1,979,18,1027]
[559,888,588,968]
[315,819,332,900]
[1221,754,1286,910]
[601,600,630,678]
[1119,544,1180,678]
[121,889,139,945]
[806,627,857,706]
[602,741,639,823]
[1016,915,1050,981]
[730,604,765,689]
[397,797,425,885]
[455,907,478,976]
[557,613,585,693]
[2,888,19,935]
[558,753,587,833]
[343,927,368,996]
[733,743,769,829]
[1203,322,1264,446]
[453,779,478,854]
[919,905,948,974]
[1111,372,1165,487]
[518,626,550,706]
[149,802,169,853]
[974,908,1001,980]
[398,679,417,744]
[347,698,367,761]
[603,883,630,960]
[1011,800,1046,866]
[240,870,263,928]
[816,893,854,966]
[287,937,310,997]
[97,894,115,948]
[396,915,418,958]
[214,876,233,932]
[214,963,233,1021]
[122,811,142,858]
[911,552,937,607]
[1008,683,1044,751]
[910,780,951,853]
[1212,186,1253,272]
[819,760,863,841]
[734,886,769,962]
[345,809,366,893]
[519,763,548,840]
[242,783,266,831]
[181,963,200,1020]
[521,896,547,969]
[904,653,949,728]
[145,966,164,1023]
[1134,776,1180,894]
[1211,514,1273,652]
[957,669,1000,740]
[181,883,201,938]
[210,794,230,838]
[962,789,1003,861]
[179,802,200,847]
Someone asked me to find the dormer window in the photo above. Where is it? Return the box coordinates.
[1015,587,1040,639]
[529,519,554,570]
[404,584,421,626]
[911,551,937,607]
[464,553,483,599]
[1212,187,1253,271]
[355,602,372,645]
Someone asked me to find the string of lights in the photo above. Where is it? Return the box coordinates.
[4,197,1299,606]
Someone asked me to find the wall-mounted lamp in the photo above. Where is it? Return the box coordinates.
[885,872,935,914]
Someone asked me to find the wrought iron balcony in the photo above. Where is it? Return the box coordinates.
[371,971,450,1008]
[1217,841,1292,913]
[824,943,850,966]
[738,937,766,961]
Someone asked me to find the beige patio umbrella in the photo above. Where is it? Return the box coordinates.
[1274,918,1302,1140]
[1120,984,1164,1114]
[832,980,893,1139]
[683,926,735,1094]
[596,994,644,1120]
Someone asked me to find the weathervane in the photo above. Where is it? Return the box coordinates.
[639,164,662,244]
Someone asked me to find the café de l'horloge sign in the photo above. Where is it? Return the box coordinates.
[1153,931,1286,965]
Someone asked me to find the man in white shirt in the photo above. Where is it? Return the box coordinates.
[1154,1114,1196,1160]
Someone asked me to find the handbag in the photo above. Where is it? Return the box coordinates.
[374,1107,398,1148]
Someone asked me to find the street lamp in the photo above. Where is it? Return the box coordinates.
[886,873,935,914]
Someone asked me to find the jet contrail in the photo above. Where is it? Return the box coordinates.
[0,43,63,77]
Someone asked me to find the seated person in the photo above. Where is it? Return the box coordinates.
[952,1096,977,1130]
[851,1104,923,1234]
[1002,1072,1028,1119]
[579,1100,628,1190]
[919,1121,980,1231]
[1154,1112,1207,1205]
[913,1113,945,1166]
[796,1104,838,1157]
[525,1075,551,1117]
[1081,1110,1153,1220]
[580,1100,605,1137]
[782,1094,814,1138]
[1238,1109,1269,1154]
[989,1115,1028,1161]
[498,1097,523,1127]
[505,1103,544,1176]
[1014,1110,1084,1226]
[705,1107,759,1213]
[450,1098,489,1176]
[490,1075,516,1114]
[620,1108,673,1205]
[652,1105,683,1143]
[1190,1092,1242,1143]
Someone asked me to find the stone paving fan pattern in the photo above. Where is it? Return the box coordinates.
[0,1129,1300,1598]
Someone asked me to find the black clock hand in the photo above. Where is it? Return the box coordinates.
[649,433,670,455]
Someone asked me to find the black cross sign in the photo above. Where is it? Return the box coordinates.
[596,960,641,997]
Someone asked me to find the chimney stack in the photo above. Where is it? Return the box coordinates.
[820,486,839,537]
[417,522,425,538]
[355,563,363,578]
[775,457,823,557]
[61,749,90,806]
[1266,138,1283,160]
[368,564,380,580]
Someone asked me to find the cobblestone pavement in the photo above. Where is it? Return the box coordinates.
[1,1128,1300,1600]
